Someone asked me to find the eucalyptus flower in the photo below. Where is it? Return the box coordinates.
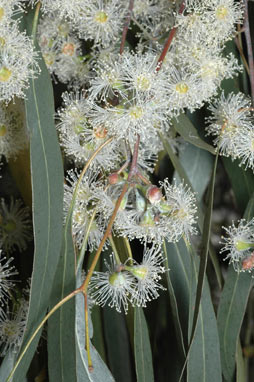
[220,218,254,273]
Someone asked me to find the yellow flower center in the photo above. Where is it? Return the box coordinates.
[0,66,12,82]
[131,266,148,280]
[109,272,126,287]
[0,124,7,137]
[43,53,55,67]
[3,219,17,233]
[136,74,151,91]
[175,82,189,94]
[216,5,228,20]
[0,8,4,21]
[94,11,108,24]
[129,106,143,119]
[0,37,5,46]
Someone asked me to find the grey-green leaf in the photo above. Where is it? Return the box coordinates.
[9,12,64,382]
[171,114,216,155]
[164,240,222,382]
[134,307,154,382]
[175,143,213,202]
[75,285,115,382]
[47,222,77,382]
[217,268,252,382]
[217,194,254,382]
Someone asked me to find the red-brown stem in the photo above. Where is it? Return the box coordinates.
[77,134,140,295]
[156,1,185,72]
[120,0,135,54]
[244,0,254,105]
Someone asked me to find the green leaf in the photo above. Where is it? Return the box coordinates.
[217,195,254,382]
[175,143,213,203]
[164,240,222,382]
[47,218,77,381]
[223,157,254,213]
[236,339,246,382]
[217,268,252,382]
[188,153,218,356]
[187,254,222,382]
[171,114,216,155]
[75,280,115,382]
[0,351,16,382]
[163,240,186,363]
[134,307,154,382]
[103,307,134,382]
[9,10,64,382]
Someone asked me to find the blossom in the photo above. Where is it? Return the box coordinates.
[0,22,39,102]
[0,298,28,355]
[220,218,254,272]
[125,245,166,307]
[89,255,136,314]
[37,13,87,85]
[0,198,33,253]
[0,252,18,316]
[57,91,120,169]
[63,169,105,250]
[76,0,127,47]
[206,92,253,158]
[96,177,197,244]
[0,101,28,161]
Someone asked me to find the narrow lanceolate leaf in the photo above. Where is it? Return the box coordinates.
[0,351,16,382]
[217,268,252,382]
[163,240,186,364]
[134,307,154,382]
[47,217,77,381]
[171,114,216,155]
[187,254,222,382]
[223,157,254,213]
[75,284,115,382]
[188,153,218,353]
[9,11,64,382]
[175,143,213,203]
[217,194,254,382]
[164,240,222,382]
[103,306,134,382]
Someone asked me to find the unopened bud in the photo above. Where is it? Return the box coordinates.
[242,253,254,271]
[108,173,120,185]
[146,186,162,204]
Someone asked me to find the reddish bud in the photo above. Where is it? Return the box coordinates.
[108,173,120,184]
[242,252,254,270]
[146,186,162,204]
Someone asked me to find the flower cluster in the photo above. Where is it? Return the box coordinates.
[89,246,166,314]
[206,92,254,170]
[220,218,254,273]
[0,2,39,102]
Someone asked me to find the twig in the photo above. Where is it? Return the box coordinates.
[156,1,185,71]
[235,26,250,75]
[120,0,135,54]
[244,0,254,104]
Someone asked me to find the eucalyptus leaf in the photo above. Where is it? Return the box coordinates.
[47,221,77,382]
[8,9,64,381]
[223,157,254,213]
[164,240,222,382]
[175,143,213,202]
[171,114,216,155]
[75,279,115,382]
[134,307,154,382]
[217,194,254,382]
